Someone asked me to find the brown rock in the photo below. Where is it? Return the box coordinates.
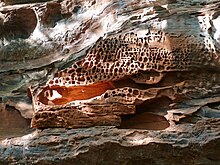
[0,104,32,140]
[31,103,135,128]
[0,0,219,164]
[36,1,63,28]
[120,112,170,130]
[30,31,220,128]
[0,7,37,39]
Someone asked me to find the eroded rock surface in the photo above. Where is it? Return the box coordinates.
[0,0,220,164]
[0,119,220,165]
[28,0,220,128]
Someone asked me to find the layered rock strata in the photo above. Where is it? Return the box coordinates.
[0,119,220,164]
[0,0,220,164]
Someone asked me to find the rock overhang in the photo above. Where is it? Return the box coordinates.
[30,30,220,129]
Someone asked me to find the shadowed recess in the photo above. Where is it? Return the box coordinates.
[2,0,52,5]
[0,105,32,140]
[119,97,171,130]
[37,82,115,105]
[0,8,37,40]
[119,113,170,130]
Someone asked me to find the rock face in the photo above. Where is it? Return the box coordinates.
[29,0,220,128]
[0,119,220,164]
[0,0,220,164]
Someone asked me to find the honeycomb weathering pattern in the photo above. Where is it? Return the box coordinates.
[31,29,220,128]
[33,29,220,107]
[46,30,217,87]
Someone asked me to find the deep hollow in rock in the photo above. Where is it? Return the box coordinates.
[119,97,171,130]
[37,82,115,105]
[0,8,37,40]
[119,113,170,130]
[37,75,161,106]
[136,96,173,114]
[30,28,220,129]
[0,105,32,140]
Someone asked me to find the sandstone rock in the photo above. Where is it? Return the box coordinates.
[0,7,37,39]
[36,1,63,28]
[0,103,32,141]
[0,0,220,164]
[0,119,220,164]
[29,0,220,128]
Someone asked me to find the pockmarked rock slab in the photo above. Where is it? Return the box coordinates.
[30,0,220,128]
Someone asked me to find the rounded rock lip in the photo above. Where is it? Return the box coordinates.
[1,7,37,40]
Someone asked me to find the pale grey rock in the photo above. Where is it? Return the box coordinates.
[0,119,220,165]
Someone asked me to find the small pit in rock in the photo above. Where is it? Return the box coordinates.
[119,97,171,130]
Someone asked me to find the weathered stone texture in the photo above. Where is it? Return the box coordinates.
[28,0,220,128]
[0,119,220,165]
[0,0,220,164]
